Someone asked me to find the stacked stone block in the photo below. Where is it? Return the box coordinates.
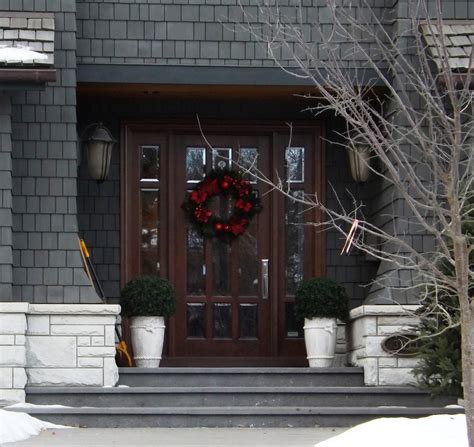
[348,305,420,386]
[26,304,119,387]
[0,303,28,405]
[0,303,119,405]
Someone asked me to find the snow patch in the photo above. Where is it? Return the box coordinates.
[0,409,70,445]
[0,47,48,63]
[6,403,72,409]
[315,414,467,447]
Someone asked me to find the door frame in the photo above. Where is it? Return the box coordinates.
[121,120,326,366]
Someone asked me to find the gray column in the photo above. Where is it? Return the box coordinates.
[0,95,13,301]
[7,1,99,304]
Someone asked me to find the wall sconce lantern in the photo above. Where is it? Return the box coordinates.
[347,130,371,183]
[82,123,116,184]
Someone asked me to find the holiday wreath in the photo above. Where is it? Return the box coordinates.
[182,169,262,243]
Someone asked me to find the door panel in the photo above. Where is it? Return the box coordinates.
[174,134,271,358]
[122,123,325,366]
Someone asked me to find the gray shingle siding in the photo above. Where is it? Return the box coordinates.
[364,0,474,304]
[2,1,99,303]
[76,0,388,68]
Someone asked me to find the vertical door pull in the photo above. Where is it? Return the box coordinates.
[261,259,269,300]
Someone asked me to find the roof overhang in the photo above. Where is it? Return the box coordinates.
[420,20,474,88]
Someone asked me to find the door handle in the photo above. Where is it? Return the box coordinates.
[261,259,269,300]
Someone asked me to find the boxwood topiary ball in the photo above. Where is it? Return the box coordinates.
[294,277,349,322]
[120,275,176,318]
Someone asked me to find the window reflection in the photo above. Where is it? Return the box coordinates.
[238,148,258,183]
[213,238,230,295]
[238,221,258,296]
[239,304,258,338]
[187,225,205,295]
[212,148,232,170]
[186,147,206,183]
[141,188,159,275]
[286,190,304,294]
[286,147,304,183]
[141,146,160,181]
[213,303,232,338]
[187,303,206,338]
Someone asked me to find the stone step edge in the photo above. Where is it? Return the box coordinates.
[25,386,438,395]
[118,367,364,374]
[6,406,464,416]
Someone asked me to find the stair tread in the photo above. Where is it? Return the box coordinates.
[7,406,464,415]
[25,386,436,395]
[118,367,364,374]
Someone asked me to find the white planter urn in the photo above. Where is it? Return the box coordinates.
[129,316,165,368]
[303,317,338,367]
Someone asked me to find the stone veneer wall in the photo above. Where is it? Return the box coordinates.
[0,303,119,406]
[348,305,420,386]
[0,303,28,405]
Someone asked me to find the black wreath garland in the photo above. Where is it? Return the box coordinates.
[182,169,262,243]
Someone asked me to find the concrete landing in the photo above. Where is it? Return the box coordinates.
[3,427,347,447]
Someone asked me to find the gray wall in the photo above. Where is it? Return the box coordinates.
[3,0,471,305]
[75,0,387,68]
[77,96,376,307]
[4,1,98,303]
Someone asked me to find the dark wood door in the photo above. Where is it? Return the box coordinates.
[122,123,325,366]
[173,134,272,359]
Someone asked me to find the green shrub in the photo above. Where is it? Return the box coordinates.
[413,292,462,396]
[120,276,176,318]
[413,196,472,397]
[294,277,349,321]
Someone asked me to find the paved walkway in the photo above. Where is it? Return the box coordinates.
[4,427,347,446]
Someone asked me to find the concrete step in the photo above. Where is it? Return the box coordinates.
[6,405,464,428]
[118,367,365,387]
[25,386,456,408]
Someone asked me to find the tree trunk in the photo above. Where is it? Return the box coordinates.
[455,231,473,446]
[460,301,474,447]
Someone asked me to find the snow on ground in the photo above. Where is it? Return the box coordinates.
[5,403,72,410]
[0,47,48,63]
[315,414,467,447]
[0,409,70,445]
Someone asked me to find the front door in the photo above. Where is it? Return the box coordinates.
[122,122,325,366]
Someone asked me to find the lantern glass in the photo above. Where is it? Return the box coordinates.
[348,143,371,183]
[83,124,116,183]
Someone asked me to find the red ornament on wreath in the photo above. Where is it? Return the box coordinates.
[182,169,262,243]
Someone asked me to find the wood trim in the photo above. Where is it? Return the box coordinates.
[77,83,319,100]
[122,119,323,135]
[316,125,327,277]
[0,68,56,83]
[161,356,308,367]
